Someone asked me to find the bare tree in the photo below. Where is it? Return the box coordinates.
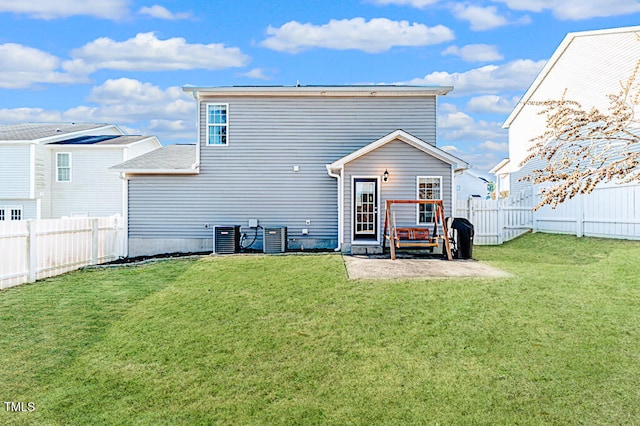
[520,57,640,210]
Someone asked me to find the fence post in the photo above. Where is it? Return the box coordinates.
[497,198,504,244]
[92,218,99,265]
[577,194,584,237]
[27,220,37,283]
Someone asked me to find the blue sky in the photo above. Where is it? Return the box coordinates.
[1,0,640,175]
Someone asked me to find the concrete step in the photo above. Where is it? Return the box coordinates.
[351,245,383,255]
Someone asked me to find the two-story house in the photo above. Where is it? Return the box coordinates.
[0,122,161,220]
[113,86,469,256]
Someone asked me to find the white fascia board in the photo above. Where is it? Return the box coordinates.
[117,169,200,176]
[182,85,453,97]
[0,140,37,145]
[490,158,511,174]
[125,136,162,149]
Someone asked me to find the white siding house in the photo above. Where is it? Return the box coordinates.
[0,123,161,220]
[498,26,640,240]
[504,26,640,193]
[453,170,490,200]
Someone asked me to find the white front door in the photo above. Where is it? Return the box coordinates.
[353,178,378,241]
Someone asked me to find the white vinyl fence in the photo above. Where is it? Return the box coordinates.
[0,215,125,289]
[455,188,534,245]
[533,184,640,240]
[456,184,640,245]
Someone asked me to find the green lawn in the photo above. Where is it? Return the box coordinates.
[1,233,639,425]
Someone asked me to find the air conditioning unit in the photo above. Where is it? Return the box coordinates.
[213,225,241,254]
[263,227,287,254]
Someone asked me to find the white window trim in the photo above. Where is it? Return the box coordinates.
[205,103,229,147]
[56,152,72,182]
[351,175,381,245]
[416,176,443,225]
[0,205,23,221]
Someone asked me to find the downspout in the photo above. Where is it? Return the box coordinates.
[326,165,343,252]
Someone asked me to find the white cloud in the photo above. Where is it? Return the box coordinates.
[398,59,546,96]
[436,103,510,172]
[261,18,454,53]
[66,32,250,73]
[493,0,640,20]
[138,5,191,20]
[438,104,508,144]
[369,0,441,7]
[0,43,83,89]
[241,68,273,80]
[50,78,195,140]
[442,44,503,62]
[451,4,508,30]
[466,95,519,113]
[479,140,509,151]
[86,78,194,120]
[0,0,129,20]
[0,107,62,122]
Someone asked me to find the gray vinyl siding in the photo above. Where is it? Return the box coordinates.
[198,97,436,148]
[343,140,452,248]
[0,145,31,199]
[127,95,439,253]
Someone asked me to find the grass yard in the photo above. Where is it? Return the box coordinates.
[1,233,640,425]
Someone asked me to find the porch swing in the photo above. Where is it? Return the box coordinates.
[382,199,453,260]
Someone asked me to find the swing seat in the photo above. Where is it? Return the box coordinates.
[392,227,438,248]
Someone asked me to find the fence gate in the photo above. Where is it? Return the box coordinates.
[455,188,534,245]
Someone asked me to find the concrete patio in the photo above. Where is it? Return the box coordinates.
[343,255,512,280]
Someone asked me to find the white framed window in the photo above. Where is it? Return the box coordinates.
[206,103,228,146]
[56,152,71,182]
[417,176,442,224]
[11,208,22,221]
[0,206,23,221]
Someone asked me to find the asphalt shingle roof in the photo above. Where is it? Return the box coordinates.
[111,144,197,172]
[0,123,111,141]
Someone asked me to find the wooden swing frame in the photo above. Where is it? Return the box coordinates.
[382,199,453,261]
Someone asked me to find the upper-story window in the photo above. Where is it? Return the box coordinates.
[57,152,71,182]
[417,176,442,224]
[207,103,228,146]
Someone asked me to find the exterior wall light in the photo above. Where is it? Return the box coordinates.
[383,169,389,182]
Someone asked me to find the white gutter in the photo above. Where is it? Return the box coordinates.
[325,164,343,252]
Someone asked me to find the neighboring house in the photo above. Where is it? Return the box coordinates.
[113,86,469,256]
[489,158,510,198]
[454,170,490,199]
[0,123,161,220]
[503,25,640,193]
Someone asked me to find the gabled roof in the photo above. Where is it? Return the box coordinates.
[490,158,510,175]
[456,169,490,183]
[0,122,121,142]
[111,144,198,175]
[503,25,640,128]
[326,129,469,173]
